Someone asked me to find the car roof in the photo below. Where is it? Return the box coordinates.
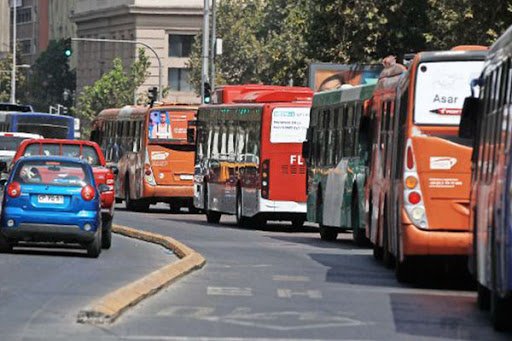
[21,138,99,147]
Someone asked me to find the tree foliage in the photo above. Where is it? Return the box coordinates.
[25,39,76,111]
[188,0,512,90]
[76,48,151,124]
[0,51,28,103]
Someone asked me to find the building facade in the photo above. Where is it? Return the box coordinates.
[0,1,10,58]
[13,0,49,64]
[73,0,203,104]
[48,0,77,41]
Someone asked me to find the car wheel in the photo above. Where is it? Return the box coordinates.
[395,257,413,283]
[101,215,112,250]
[0,234,12,253]
[319,225,338,241]
[491,290,512,331]
[87,228,102,258]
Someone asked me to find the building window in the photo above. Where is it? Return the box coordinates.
[19,39,31,55]
[168,35,194,57]
[168,68,192,92]
[16,7,32,24]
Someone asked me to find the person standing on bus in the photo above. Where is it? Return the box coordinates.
[151,112,172,139]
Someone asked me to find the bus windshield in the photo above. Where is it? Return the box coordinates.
[148,110,191,143]
[414,60,484,126]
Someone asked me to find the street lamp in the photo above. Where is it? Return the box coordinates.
[71,37,163,100]
[10,0,17,104]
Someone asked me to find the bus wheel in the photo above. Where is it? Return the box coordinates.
[351,192,369,247]
[372,244,383,260]
[204,186,221,224]
[235,190,246,227]
[319,225,338,241]
[491,290,512,331]
[477,283,491,310]
[291,217,305,229]
[169,202,181,214]
[395,257,413,283]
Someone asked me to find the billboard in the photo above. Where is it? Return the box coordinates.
[308,63,383,92]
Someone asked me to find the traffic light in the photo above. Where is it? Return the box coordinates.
[63,38,72,58]
[203,82,211,104]
[148,87,158,107]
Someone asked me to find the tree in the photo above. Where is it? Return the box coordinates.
[24,38,76,111]
[76,48,151,124]
[188,0,512,91]
[0,51,28,103]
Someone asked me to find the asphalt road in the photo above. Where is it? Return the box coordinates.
[1,203,511,340]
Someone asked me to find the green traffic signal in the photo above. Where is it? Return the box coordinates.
[64,49,72,57]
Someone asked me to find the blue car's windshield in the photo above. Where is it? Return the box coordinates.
[14,160,91,187]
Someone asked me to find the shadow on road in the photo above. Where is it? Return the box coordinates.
[390,292,512,340]
[8,242,90,258]
[269,233,365,250]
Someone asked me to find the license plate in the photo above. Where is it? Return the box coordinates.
[38,195,64,204]
[180,174,194,181]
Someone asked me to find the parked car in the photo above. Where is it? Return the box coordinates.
[0,156,108,257]
[0,132,43,188]
[12,139,117,249]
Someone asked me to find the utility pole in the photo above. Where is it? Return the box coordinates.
[10,0,17,104]
[201,0,210,104]
[210,0,216,92]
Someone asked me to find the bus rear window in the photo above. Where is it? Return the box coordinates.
[270,107,310,143]
[414,60,483,126]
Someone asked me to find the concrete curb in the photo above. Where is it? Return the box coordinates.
[76,224,206,324]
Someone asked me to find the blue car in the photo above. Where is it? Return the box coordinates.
[0,156,107,258]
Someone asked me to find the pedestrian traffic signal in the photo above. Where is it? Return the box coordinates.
[204,82,211,104]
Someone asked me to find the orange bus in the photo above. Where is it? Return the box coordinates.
[91,104,198,212]
[193,85,313,226]
[366,48,487,281]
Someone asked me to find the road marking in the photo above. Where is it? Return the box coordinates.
[154,305,368,332]
[272,275,310,282]
[207,287,253,296]
[122,337,370,341]
[277,289,322,299]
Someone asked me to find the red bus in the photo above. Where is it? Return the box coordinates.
[91,104,197,212]
[194,85,313,226]
[366,48,487,281]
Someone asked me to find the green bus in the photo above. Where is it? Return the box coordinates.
[303,84,375,244]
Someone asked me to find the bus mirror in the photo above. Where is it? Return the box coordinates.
[187,128,196,144]
[0,161,6,172]
[459,97,480,139]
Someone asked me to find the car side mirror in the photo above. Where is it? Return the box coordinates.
[109,165,119,176]
[459,96,480,139]
[187,128,196,144]
[0,161,6,172]
[98,184,110,193]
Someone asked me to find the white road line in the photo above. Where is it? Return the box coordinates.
[122,337,371,341]
[272,275,310,282]
[277,289,322,299]
[207,287,253,296]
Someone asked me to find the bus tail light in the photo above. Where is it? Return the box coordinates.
[81,185,95,201]
[403,139,429,229]
[7,182,21,198]
[144,150,156,186]
[261,159,270,199]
